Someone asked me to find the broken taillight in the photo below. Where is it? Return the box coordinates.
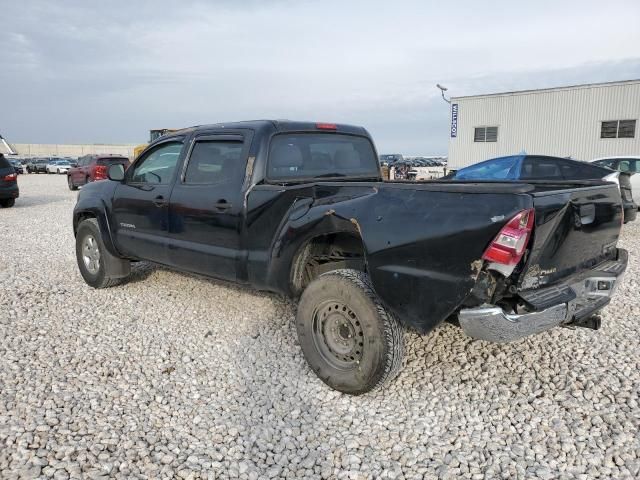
[482,209,535,266]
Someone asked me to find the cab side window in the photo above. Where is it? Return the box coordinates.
[130,142,183,184]
[184,141,244,184]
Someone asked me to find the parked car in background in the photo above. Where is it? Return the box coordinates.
[0,154,19,208]
[26,158,50,174]
[379,154,404,165]
[47,159,72,174]
[590,156,640,203]
[445,154,637,222]
[67,154,130,190]
[8,158,24,174]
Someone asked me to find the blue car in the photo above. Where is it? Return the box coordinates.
[446,154,636,222]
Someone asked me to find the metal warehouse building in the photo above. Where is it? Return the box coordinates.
[447,79,640,168]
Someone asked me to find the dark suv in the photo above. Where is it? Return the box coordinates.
[0,154,19,207]
[67,155,130,190]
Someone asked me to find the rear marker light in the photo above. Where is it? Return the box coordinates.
[316,123,337,130]
[482,209,535,266]
[2,173,17,181]
[93,165,108,180]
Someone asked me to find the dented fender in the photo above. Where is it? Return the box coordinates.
[245,182,533,333]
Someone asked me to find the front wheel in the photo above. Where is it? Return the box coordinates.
[296,269,404,395]
[0,198,15,208]
[68,176,77,191]
[76,218,130,288]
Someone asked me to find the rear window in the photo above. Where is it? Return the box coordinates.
[453,155,521,180]
[97,157,129,166]
[267,133,379,180]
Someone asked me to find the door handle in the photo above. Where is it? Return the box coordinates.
[214,200,231,211]
[153,195,167,207]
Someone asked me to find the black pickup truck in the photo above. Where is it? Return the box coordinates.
[73,120,627,394]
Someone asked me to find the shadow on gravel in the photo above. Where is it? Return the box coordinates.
[123,261,274,299]
[125,261,160,284]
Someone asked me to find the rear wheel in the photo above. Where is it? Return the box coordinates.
[0,198,15,208]
[296,269,404,395]
[76,218,130,288]
[68,176,77,191]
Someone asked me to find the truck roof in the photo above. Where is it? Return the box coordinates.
[160,120,370,140]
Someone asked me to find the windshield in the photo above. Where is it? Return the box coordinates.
[452,155,524,180]
[268,133,379,181]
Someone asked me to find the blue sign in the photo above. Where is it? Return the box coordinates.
[450,103,458,138]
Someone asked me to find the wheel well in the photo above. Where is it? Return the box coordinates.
[290,232,366,295]
[74,212,97,235]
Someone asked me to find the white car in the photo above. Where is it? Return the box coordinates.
[590,156,640,202]
[46,160,72,174]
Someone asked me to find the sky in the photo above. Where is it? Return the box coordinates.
[1,0,639,155]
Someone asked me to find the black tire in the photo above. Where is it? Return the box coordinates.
[0,198,15,208]
[76,218,129,288]
[296,269,404,395]
[68,176,77,191]
[85,176,90,185]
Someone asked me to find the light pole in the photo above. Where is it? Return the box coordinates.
[436,84,451,104]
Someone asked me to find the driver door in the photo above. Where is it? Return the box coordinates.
[111,140,185,264]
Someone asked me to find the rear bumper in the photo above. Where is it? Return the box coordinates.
[458,249,628,342]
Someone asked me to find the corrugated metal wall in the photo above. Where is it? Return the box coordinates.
[448,81,640,168]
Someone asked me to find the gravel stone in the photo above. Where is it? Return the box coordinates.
[0,175,639,479]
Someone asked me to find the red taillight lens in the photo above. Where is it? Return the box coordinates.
[93,165,108,179]
[316,123,337,130]
[482,209,535,266]
[2,173,17,181]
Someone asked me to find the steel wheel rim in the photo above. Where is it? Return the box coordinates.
[82,234,100,275]
[311,299,365,370]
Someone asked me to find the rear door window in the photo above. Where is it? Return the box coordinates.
[184,141,245,184]
[267,133,379,180]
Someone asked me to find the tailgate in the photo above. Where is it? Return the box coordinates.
[518,182,623,290]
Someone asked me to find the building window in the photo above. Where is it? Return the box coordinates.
[601,120,636,139]
[474,126,498,143]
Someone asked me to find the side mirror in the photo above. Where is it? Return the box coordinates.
[107,164,125,181]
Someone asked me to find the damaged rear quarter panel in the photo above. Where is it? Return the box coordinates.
[353,184,532,333]
[246,181,532,334]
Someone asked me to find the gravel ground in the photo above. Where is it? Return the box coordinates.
[1,174,639,480]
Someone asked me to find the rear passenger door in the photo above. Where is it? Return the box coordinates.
[167,131,253,281]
